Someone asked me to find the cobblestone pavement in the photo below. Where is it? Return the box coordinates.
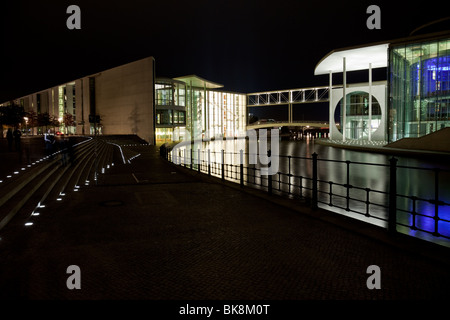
[1,141,450,302]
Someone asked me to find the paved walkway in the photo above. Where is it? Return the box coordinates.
[1,139,450,301]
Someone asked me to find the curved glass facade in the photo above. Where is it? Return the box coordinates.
[335,91,381,140]
[389,37,450,142]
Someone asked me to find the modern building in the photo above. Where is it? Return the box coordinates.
[314,30,450,143]
[2,57,156,143]
[1,58,246,145]
[3,30,448,146]
[155,76,247,144]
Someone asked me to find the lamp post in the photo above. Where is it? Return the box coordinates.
[23,117,29,135]
[58,117,63,134]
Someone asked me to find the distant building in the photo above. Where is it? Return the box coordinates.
[315,30,450,143]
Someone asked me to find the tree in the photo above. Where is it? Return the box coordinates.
[25,110,38,135]
[248,114,259,124]
[37,112,52,132]
[63,112,76,134]
[0,102,25,137]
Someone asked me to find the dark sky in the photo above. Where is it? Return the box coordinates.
[1,0,449,104]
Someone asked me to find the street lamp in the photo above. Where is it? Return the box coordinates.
[23,117,29,135]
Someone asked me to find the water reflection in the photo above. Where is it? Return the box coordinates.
[171,137,450,247]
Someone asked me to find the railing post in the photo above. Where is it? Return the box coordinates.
[388,157,398,233]
[208,149,211,176]
[221,149,225,180]
[433,168,440,237]
[240,149,244,186]
[345,160,350,211]
[198,149,201,173]
[190,147,193,170]
[267,150,272,195]
[312,152,318,210]
[288,156,291,194]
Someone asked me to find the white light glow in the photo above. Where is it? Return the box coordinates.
[25,222,33,226]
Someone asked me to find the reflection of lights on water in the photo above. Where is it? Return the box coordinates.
[406,200,450,238]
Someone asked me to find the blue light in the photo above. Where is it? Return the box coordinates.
[411,55,450,96]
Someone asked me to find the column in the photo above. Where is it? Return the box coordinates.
[343,57,347,141]
[368,62,372,141]
[329,70,333,140]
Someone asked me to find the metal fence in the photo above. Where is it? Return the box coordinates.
[162,146,450,245]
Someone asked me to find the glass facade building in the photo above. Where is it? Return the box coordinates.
[155,76,246,144]
[155,78,187,143]
[389,36,450,141]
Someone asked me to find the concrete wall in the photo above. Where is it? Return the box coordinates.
[89,57,155,144]
[75,79,90,135]
[330,82,387,141]
[3,56,156,143]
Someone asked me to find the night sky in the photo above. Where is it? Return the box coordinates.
[1,0,449,119]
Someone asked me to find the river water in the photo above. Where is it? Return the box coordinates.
[170,137,450,247]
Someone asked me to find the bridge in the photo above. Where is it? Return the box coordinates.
[247,85,340,123]
[247,120,329,130]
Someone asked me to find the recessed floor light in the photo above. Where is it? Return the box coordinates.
[25,222,33,226]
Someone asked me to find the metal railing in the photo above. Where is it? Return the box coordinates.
[161,146,450,245]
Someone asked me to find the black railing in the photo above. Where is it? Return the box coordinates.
[162,146,450,245]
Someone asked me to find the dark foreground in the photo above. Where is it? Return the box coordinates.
[1,136,449,315]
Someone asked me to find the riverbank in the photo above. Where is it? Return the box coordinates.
[315,137,450,160]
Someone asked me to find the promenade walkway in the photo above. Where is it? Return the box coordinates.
[1,135,450,301]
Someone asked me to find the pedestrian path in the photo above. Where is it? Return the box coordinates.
[1,136,450,300]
